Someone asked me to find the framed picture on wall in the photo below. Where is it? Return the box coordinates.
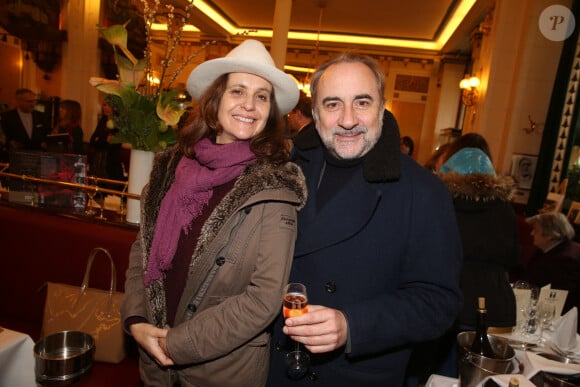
[510,154,538,190]
[568,201,580,224]
[539,192,565,214]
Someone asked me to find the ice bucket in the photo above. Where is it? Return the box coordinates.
[34,331,95,386]
[457,331,516,387]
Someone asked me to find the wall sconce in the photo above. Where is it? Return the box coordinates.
[459,76,480,106]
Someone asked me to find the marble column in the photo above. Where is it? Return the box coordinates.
[270,0,292,70]
[59,0,101,142]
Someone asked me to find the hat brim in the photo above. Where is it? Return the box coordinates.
[187,57,299,115]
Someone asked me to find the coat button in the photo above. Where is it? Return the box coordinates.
[215,256,225,266]
[244,207,251,214]
[307,371,318,381]
[187,304,197,313]
[275,341,283,351]
[325,281,336,293]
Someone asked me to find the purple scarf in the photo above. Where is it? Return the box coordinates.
[144,138,257,285]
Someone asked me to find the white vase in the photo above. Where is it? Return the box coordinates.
[126,149,154,224]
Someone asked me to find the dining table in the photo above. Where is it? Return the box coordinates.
[425,329,580,387]
[0,327,36,387]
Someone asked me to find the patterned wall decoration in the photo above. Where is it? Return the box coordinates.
[549,40,580,193]
[394,75,430,94]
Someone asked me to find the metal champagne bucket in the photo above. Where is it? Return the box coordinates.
[457,331,516,387]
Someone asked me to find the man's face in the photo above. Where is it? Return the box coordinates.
[530,222,553,251]
[16,92,37,113]
[313,61,383,159]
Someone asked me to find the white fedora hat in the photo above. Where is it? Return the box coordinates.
[186,39,299,115]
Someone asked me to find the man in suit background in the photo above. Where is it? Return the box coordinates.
[286,91,315,139]
[0,88,49,157]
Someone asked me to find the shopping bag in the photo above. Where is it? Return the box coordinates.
[41,247,125,363]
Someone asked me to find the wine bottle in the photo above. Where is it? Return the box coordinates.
[470,297,497,358]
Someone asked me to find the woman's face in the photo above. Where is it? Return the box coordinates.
[102,102,113,116]
[216,72,272,144]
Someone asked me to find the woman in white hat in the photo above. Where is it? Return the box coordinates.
[121,39,307,386]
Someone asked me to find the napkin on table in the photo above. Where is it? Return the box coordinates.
[521,350,580,381]
[550,307,578,352]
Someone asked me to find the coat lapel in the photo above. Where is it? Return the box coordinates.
[295,150,381,256]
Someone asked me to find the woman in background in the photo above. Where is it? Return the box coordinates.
[54,99,84,154]
[438,132,492,165]
[89,100,124,181]
[437,146,519,375]
[407,140,519,384]
[439,146,519,329]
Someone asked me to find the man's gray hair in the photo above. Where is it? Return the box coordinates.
[309,52,385,108]
[526,212,575,242]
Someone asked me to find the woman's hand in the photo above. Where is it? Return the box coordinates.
[130,322,175,366]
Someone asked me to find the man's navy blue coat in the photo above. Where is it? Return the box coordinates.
[268,111,463,386]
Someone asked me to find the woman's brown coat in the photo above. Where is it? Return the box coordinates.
[121,147,307,386]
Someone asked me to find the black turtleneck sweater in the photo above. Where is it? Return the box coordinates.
[316,149,363,212]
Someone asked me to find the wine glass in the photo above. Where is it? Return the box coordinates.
[283,283,310,380]
[94,190,107,220]
[85,188,97,216]
[537,301,555,343]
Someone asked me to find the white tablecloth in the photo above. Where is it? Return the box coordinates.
[426,329,580,387]
[425,373,536,387]
[0,328,36,387]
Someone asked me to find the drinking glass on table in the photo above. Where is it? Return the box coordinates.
[513,280,532,335]
[537,301,556,343]
[283,282,310,379]
[522,286,540,336]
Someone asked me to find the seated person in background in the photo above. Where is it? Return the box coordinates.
[53,99,84,154]
[400,135,414,156]
[525,212,580,332]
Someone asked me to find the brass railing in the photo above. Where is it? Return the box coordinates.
[0,162,139,200]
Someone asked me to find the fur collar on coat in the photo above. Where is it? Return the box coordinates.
[139,146,307,326]
[437,172,516,202]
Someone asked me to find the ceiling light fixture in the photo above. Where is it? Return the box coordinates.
[191,0,477,51]
[151,23,199,32]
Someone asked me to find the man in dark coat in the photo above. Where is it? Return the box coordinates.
[267,53,463,386]
[0,88,49,154]
[287,91,315,138]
